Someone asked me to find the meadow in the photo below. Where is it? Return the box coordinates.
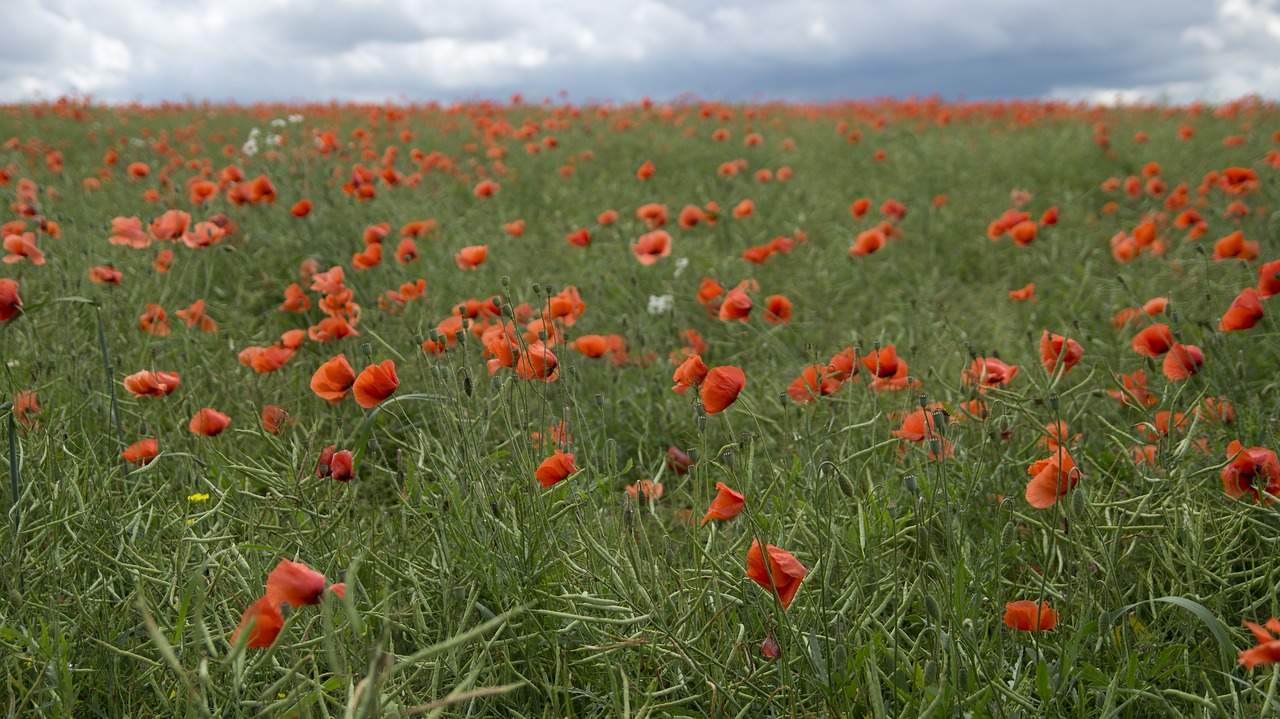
[1,94,1278,717]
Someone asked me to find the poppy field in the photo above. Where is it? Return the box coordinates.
[2,95,1280,716]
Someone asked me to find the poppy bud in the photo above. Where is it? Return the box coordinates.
[537,330,548,342]
[923,659,938,684]
[501,275,510,288]
[531,282,541,294]
[924,594,941,623]
[1000,521,1016,546]
[413,334,424,346]
[430,366,442,379]
[931,410,947,437]
[958,668,968,688]
[779,392,789,407]
[453,329,465,345]
[697,415,707,432]
[1071,488,1087,515]
[832,644,847,669]
[903,474,918,494]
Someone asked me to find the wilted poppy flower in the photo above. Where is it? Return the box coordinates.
[123,370,181,397]
[330,450,354,481]
[745,539,807,610]
[1239,618,1280,669]
[266,559,326,608]
[189,408,231,436]
[121,438,159,466]
[1221,441,1280,503]
[1026,449,1078,508]
[1003,601,1058,631]
[701,366,745,414]
[311,354,356,403]
[1220,287,1263,331]
[964,357,1019,388]
[536,450,578,488]
[89,266,123,285]
[455,245,488,270]
[702,482,745,524]
[231,596,284,649]
[1132,324,1174,356]
[1008,283,1036,302]
[1040,331,1083,376]
[353,359,398,408]
[1162,343,1205,382]
[260,405,290,434]
[631,230,672,266]
[0,278,23,321]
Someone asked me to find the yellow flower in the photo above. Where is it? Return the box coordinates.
[187,492,210,502]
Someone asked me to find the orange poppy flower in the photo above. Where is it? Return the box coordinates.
[892,407,946,443]
[3,232,45,265]
[570,335,610,358]
[763,295,792,323]
[536,450,578,488]
[1040,206,1059,225]
[718,286,752,321]
[1109,370,1158,408]
[696,277,724,307]
[964,357,1019,388]
[631,230,672,266]
[1219,287,1263,331]
[13,390,38,428]
[566,228,590,247]
[503,219,525,236]
[598,209,619,226]
[149,209,191,242]
[189,408,231,437]
[260,405,290,434]
[1213,230,1259,261]
[826,347,858,382]
[266,559,327,608]
[701,482,745,524]
[126,161,150,178]
[732,199,755,219]
[1132,324,1174,356]
[108,216,150,248]
[635,203,668,228]
[1162,343,1204,381]
[1239,618,1280,669]
[667,353,708,394]
[787,365,841,404]
[88,266,123,285]
[635,160,655,180]
[1040,331,1083,375]
[1025,449,1078,509]
[861,346,900,379]
[310,354,356,403]
[1198,396,1236,424]
[121,438,159,466]
[154,249,173,273]
[1041,421,1080,452]
[455,245,488,270]
[1003,601,1058,631]
[0,278,21,322]
[290,199,312,218]
[123,370,181,397]
[1256,259,1280,298]
[176,299,217,332]
[745,539,807,610]
[850,198,871,218]
[701,366,745,414]
[138,304,170,336]
[1221,441,1280,503]
[515,342,559,382]
[473,179,499,198]
[231,596,284,649]
[1008,283,1036,301]
[352,242,382,270]
[353,359,399,408]
[849,227,886,256]
[279,283,311,312]
[625,479,663,500]
[1009,221,1038,246]
[330,449,354,481]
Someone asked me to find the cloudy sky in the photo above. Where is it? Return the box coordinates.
[3,0,1278,105]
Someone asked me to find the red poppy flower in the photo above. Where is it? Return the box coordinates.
[566,228,591,247]
[330,450,354,481]
[352,242,382,270]
[701,366,745,414]
[154,249,173,273]
[138,304,170,336]
[515,342,559,382]
[231,596,284,649]
[353,359,398,408]
[1198,396,1236,424]
[1219,287,1263,331]
[176,299,217,332]
[394,237,419,264]
[598,209,618,226]
[311,354,356,403]
[826,347,858,382]
[1132,324,1174,356]
[666,446,693,474]
[290,199,312,218]
[1213,230,1259,261]
[787,365,841,404]
[12,390,38,429]
[625,479,663,500]
[536,450,578,488]
[123,370,181,397]
[0,278,22,322]
[1008,283,1036,301]
[1239,618,1280,669]
[732,199,755,219]
[636,160,655,180]
[718,286,752,321]
[631,230,672,266]
[850,198,871,218]
[1162,343,1204,382]
[849,227,886,256]
[279,283,311,312]
[109,216,150,248]
[964,357,1019,388]
[266,559,326,608]
[1026,449,1077,508]
[1258,260,1280,299]
[89,266,123,285]
[473,179,499,198]
[189,408,231,437]
[702,482,745,524]
[455,245,488,270]
[635,203,668,228]
[1041,421,1080,452]
[745,539,807,610]
[763,295,792,323]
[1040,331,1083,375]
[1221,441,1280,503]
[121,438,159,466]
[1109,370,1159,408]
[3,232,45,265]
[1003,600,1058,631]
[260,405,290,434]
[861,346,900,378]
[149,210,191,242]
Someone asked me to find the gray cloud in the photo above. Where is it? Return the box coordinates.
[2,0,1275,104]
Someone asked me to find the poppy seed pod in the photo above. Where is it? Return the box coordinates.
[903,474,918,494]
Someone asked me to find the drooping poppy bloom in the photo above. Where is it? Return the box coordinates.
[455,245,488,270]
[260,405,290,434]
[1132,324,1174,356]
[745,539,807,610]
[0,278,22,322]
[1040,331,1083,375]
[315,446,336,477]
[1008,283,1036,301]
[964,357,1019,389]
[1003,601,1058,631]
[1219,287,1264,331]
[1025,449,1078,509]
[536,450,578,488]
[310,354,356,403]
[189,408,231,437]
[1239,618,1280,669]
[266,559,327,608]
[701,482,745,524]
[88,266,123,285]
[515,342,559,382]
[631,230,672,266]
[1221,441,1280,503]
[330,450,354,481]
[701,366,745,414]
[353,359,399,408]
[231,596,284,649]
[1162,343,1205,382]
[121,438,159,466]
[123,370,181,397]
